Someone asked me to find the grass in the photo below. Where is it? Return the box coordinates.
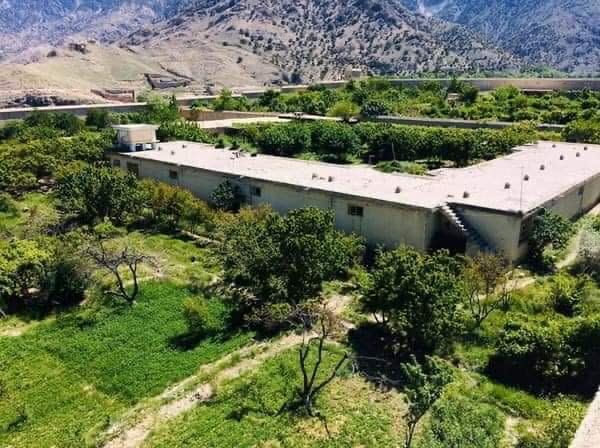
[0,281,253,448]
[0,192,56,235]
[144,345,406,448]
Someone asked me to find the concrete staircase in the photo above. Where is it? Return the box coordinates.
[440,203,493,253]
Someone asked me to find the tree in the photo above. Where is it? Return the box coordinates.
[288,306,350,417]
[360,247,464,355]
[211,181,245,212]
[220,207,364,327]
[56,165,144,225]
[82,225,157,304]
[0,239,52,315]
[463,254,512,329]
[401,355,453,448]
[328,100,360,122]
[529,209,573,267]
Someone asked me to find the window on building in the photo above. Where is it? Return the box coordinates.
[348,205,364,217]
[135,143,144,152]
[126,163,139,177]
[112,159,121,168]
[250,186,262,197]
[169,170,178,180]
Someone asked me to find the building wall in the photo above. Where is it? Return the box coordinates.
[110,154,431,250]
[117,128,157,145]
[454,205,523,261]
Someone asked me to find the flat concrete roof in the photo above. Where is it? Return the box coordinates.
[112,124,158,130]
[118,140,600,214]
[196,117,290,129]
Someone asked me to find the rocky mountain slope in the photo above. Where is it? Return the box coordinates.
[402,0,600,74]
[122,0,520,84]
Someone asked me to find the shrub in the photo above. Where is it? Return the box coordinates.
[529,209,574,268]
[256,122,311,156]
[517,398,585,448]
[183,297,218,336]
[157,121,214,143]
[417,393,504,448]
[309,121,361,162]
[563,119,600,144]
[327,100,360,122]
[489,314,600,395]
[360,98,392,117]
[0,193,17,214]
[546,274,587,317]
[43,254,90,308]
[211,181,244,212]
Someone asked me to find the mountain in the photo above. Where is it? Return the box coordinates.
[401,0,600,74]
[0,0,187,61]
[121,0,520,83]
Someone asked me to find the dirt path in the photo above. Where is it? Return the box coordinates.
[558,203,600,270]
[101,333,305,448]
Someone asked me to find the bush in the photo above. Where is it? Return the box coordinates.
[517,398,585,448]
[211,181,244,212]
[489,314,600,395]
[546,274,587,317]
[0,193,17,214]
[43,254,90,308]
[327,100,359,122]
[360,98,392,117]
[256,122,311,156]
[157,121,214,143]
[309,121,361,162]
[183,297,218,336]
[529,209,574,268]
[417,393,504,448]
[563,119,600,144]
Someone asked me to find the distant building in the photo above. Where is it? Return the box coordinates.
[344,67,364,81]
[109,134,600,263]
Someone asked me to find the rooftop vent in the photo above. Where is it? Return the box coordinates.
[312,173,318,180]
[157,146,162,151]
[584,146,589,151]
[560,155,565,160]
[524,174,530,181]
[504,182,511,189]
[170,150,176,156]
[328,176,334,182]
[576,152,581,157]
[552,144,557,148]
[250,153,257,157]
[395,186,401,193]
[182,144,187,149]
[540,164,545,170]
[463,191,470,199]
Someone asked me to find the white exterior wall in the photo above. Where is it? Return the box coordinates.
[454,205,523,262]
[110,154,431,250]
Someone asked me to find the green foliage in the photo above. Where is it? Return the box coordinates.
[85,109,113,129]
[517,398,586,448]
[401,355,453,448]
[529,209,574,267]
[489,313,600,395]
[156,120,214,143]
[308,121,361,162]
[24,111,85,136]
[0,281,252,447]
[0,239,52,314]
[563,119,600,144]
[256,122,312,156]
[417,392,504,448]
[360,97,392,117]
[374,160,427,175]
[220,207,364,327]
[183,296,227,337]
[546,274,587,317]
[360,247,464,355]
[143,94,180,123]
[56,165,144,225]
[328,100,360,122]
[213,89,250,112]
[211,181,244,212]
[459,84,480,105]
[0,193,17,214]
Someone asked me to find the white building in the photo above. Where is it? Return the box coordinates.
[108,126,600,262]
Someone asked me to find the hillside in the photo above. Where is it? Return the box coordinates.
[402,0,600,74]
[123,0,520,84]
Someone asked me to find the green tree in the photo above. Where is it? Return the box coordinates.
[56,165,144,225]
[220,207,364,327]
[401,355,453,448]
[211,181,244,212]
[360,247,464,355]
[328,100,360,122]
[529,209,573,267]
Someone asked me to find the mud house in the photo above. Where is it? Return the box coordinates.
[109,125,600,262]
